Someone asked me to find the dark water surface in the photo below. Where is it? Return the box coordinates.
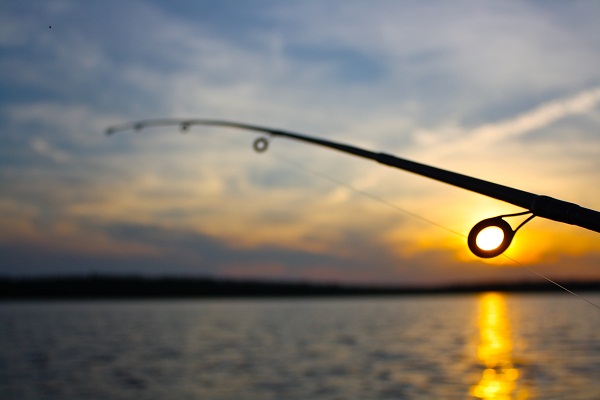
[1,293,599,399]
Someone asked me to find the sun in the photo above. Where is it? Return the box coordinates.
[475,226,505,251]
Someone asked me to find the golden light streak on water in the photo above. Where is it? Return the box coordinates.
[470,293,528,399]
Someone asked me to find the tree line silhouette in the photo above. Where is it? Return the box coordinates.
[1,275,599,299]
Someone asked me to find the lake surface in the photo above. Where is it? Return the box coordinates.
[0,293,599,399]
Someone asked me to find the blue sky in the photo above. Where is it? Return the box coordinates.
[1,0,599,285]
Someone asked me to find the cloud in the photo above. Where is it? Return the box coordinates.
[413,86,600,152]
[467,87,600,144]
[6,102,124,144]
[30,138,69,163]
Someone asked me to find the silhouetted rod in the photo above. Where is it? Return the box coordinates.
[106,119,600,234]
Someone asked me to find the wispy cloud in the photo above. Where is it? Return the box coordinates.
[30,138,69,163]
[468,86,600,144]
[413,86,600,153]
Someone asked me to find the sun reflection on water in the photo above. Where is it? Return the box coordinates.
[470,293,527,400]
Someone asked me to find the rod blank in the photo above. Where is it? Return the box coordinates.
[106,119,600,234]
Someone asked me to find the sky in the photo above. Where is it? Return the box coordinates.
[1,0,599,286]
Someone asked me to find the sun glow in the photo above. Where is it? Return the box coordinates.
[475,226,505,251]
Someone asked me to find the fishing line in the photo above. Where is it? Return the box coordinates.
[268,152,600,310]
[269,153,466,238]
[502,254,600,311]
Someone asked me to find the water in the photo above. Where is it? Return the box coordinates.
[0,293,599,399]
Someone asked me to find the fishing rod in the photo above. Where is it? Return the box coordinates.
[106,118,600,258]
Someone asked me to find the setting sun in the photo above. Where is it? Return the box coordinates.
[476,227,505,251]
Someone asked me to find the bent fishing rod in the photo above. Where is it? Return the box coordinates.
[106,118,600,258]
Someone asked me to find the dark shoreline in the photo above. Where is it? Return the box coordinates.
[1,276,599,299]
